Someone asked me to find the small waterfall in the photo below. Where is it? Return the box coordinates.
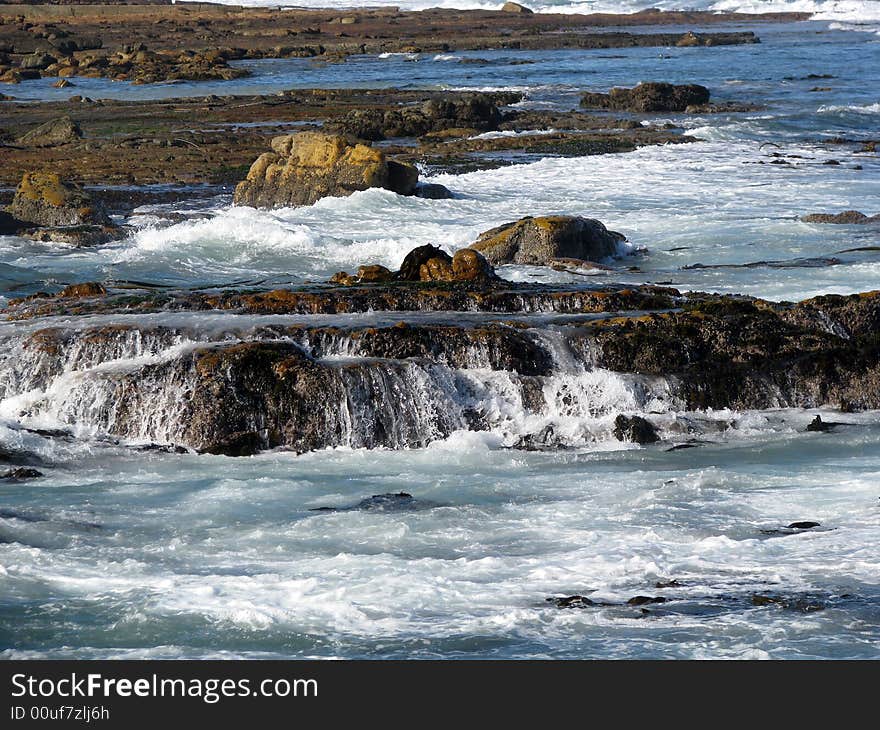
[0,317,687,453]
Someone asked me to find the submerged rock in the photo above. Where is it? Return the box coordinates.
[547,595,596,608]
[581,82,711,113]
[0,467,44,480]
[469,215,627,266]
[613,414,660,444]
[751,594,825,612]
[233,131,420,209]
[311,492,420,513]
[16,116,82,148]
[626,596,668,606]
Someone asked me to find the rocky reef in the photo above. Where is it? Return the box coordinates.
[4,249,879,455]
[581,82,711,112]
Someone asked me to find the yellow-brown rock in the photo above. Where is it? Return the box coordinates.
[233,131,420,209]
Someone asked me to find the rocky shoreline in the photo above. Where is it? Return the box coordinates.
[1,5,877,459]
[0,4,790,87]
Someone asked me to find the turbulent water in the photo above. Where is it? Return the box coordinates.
[1,17,879,659]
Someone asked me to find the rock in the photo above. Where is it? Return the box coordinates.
[232,131,420,209]
[0,210,25,235]
[330,92,510,141]
[23,225,118,247]
[356,264,394,283]
[802,210,880,224]
[396,244,451,281]
[581,82,711,112]
[613,414,660,444]
[16,116,82,147]
[419,255,454,282]
[7,172,112,228]
[20,52,57,70]
[469,215,627,266]
[414,183,454,199]
[418,249,496,283]
[806,415,833,432]
[627,596,668,606]
[547,595,595,608]
[0,467,44,480]
[501,2,534,13]
[51,78,73,88]
[676,31,704,47]
[787,521,820,529]
[310,492,416,513]
[751,594,825,612]
[451,248,496,282]
[59,282,107,299]
[328,271,357,286]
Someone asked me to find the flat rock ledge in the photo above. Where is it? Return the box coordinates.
[6,278,880,455]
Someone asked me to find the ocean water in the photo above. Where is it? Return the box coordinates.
[1,17,879,659]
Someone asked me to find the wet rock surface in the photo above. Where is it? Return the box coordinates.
[613,414,661,444]
[4,273,880,455]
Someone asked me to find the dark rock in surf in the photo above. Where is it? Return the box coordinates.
[806,415,833,432]
[329,92,511,141]
[414,183,454,199]
[751,594,825,612]
[310,492,416,513]
[0,467,44,480]
[787,521,820,529]
[580,82,711,113]
[547,595,596,608]
[613,414,660,444]
[627,596,668,606]
[396,244,451,281]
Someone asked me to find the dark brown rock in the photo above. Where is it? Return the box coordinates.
[581,82,711,112]
[613,414,661,444]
